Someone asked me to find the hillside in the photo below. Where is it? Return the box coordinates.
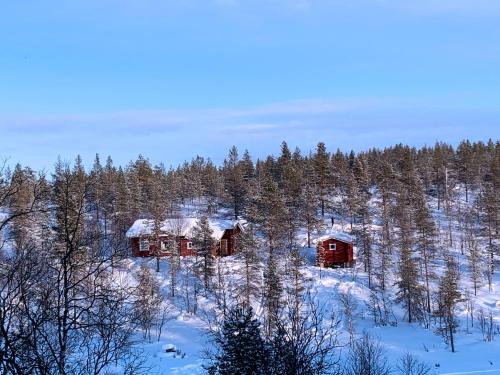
[0,140,498,374]
[115,188,500,374]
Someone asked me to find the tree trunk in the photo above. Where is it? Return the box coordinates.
[449,323,455,353]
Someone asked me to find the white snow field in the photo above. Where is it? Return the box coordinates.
[117,259,499,374]
[114,192,499,375]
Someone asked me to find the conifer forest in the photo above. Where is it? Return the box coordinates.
[0,139,499,375]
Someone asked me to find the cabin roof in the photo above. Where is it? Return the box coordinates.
[316,231,354,244]
[126,218,242,240]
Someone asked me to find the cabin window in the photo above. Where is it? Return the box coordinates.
[187,242,193,250]
[329,243,337,251]
[139,238,149,252]
[161,240,174,252]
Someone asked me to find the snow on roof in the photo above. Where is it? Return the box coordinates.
[126,217,235,240]
[233,218,247,230]
[315,231,354,244]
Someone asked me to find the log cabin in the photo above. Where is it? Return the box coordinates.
[126,218,244,258]
[128,234,197,257]
[316,233,354,268]
[218,222,243,256]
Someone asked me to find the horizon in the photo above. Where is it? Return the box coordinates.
[1,136,497,174]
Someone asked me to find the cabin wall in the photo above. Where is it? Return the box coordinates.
[220,225,241,256]
[129,224,242,258]
[317,238,354,267]
[179,238,196,256]
[131,237,152,257]
[130,235,196,257]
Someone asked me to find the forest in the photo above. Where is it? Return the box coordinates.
[0,139,499,374]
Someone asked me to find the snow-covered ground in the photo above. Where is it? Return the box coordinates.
[118,261,499,374]
[114,190,499,374]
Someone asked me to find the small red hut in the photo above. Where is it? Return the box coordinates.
[316,234,354,268]
[218,222,243,256]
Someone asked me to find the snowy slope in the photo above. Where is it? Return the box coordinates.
[115,188,500,375]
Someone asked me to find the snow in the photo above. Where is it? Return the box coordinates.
[315,230,355,245]
[119,255,500,374]
[125,217,239,239]
[139,315,207,375]
[108,187,500,374]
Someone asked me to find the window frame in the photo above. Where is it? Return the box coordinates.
[139,238,150,252]
[187,241,193,250]
[161,240,174,252]
[329,243,337,251]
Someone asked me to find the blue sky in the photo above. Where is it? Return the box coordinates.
[1,0,499,170]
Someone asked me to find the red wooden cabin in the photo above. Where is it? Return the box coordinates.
[130,234,196,257]
[218,223,242,256]
[127,218,244,258]
[126,219,199,258]
[316,235,354,268]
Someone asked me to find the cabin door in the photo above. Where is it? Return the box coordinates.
[220,239,228,256]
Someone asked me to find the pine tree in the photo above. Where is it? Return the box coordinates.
[52,156,88,254]
[8,165,38,248]
[479,145,499,287]
[223,146,246,219]
[467,237,482,296]
[285,247,307,320]
[374,159,396,291]
[240,149,255,181]
[352,157,373,286]
[313,142,330,217]
[202,159,223,215]
[413,182,437,314]
[395,244,425,324]
[300,180,322,248]
[435,256,461,352]
[394,183,425,324]
[277,141,293,190]
[331,149,348,197]
[206,305,267,375]
[114,166,133,234]
[192,215,215,291]
[247,175,288,255]
[235,227,261,308]
[149,165,168,272]
[263,253,283,336]
[457,140,475,202]
[165,216,186,298]
[88,154,105,257]
[344,170,359,230]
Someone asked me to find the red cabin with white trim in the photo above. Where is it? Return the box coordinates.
[126,218,244,258]
[129,234,196,257]
[316,235,354,268]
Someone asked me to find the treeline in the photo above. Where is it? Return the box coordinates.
[0,138,499,374]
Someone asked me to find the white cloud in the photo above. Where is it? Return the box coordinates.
[1,95,498,171]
